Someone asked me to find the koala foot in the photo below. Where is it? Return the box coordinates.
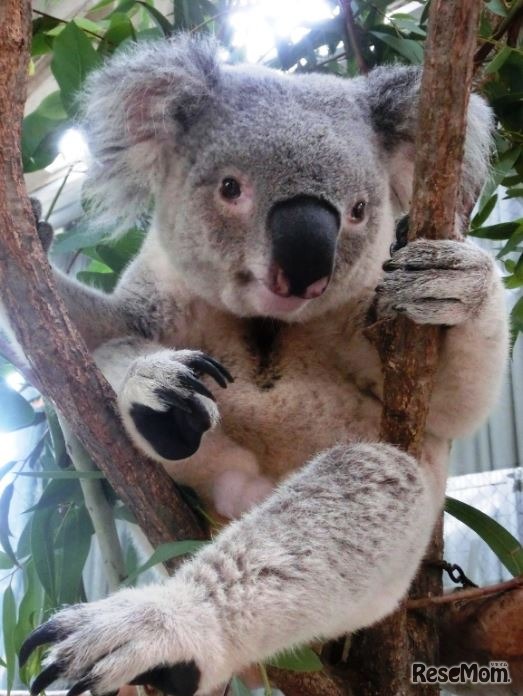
[377,239,494,326]
[19,582,219,696]
[120,349,233,461]
[212,469,274,519]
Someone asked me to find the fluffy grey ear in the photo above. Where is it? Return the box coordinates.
[365,65,494,216]
[79,35,220,232]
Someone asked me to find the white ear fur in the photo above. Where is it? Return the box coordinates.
[79,35,219,233]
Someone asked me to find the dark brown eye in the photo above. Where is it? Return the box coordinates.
[350,200,366,222]
[220,177,242,200]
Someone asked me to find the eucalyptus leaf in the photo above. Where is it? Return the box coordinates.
[267,645,323,673]
[3,585,17,693]
[0,483,18,567]
[230,676,252,696]
[30,509,57,603]
[445,497,523,577]
[124,540,206,585]
[56,506,93,605]
[51,21,102,116]
[0,383,35,432]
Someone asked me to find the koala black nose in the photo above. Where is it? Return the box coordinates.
[267,195,340,298]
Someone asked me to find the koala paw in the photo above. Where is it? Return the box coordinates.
[30,197,54,253]
[376,239,494,326]
[19,585,212,696]
[120,350,233,461]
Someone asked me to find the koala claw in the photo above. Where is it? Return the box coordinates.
[377,239,494,326]
[30,197,54,252]
[121,350,232,461]
[20,594,203,696]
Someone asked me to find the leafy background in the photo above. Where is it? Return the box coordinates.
[1,0,522,692]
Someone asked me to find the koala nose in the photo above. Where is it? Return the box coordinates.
[268,195,340,298]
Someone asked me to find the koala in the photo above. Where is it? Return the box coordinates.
[20,36,508,696]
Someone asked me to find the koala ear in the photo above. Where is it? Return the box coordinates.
[80,35,220,232]
[366,65,493,216]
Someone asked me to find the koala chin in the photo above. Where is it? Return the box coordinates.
[20,35,508,696]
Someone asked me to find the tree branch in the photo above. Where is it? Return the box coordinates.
[349,1,482,693]
[0,1,205,572]
[407,576,523,610]
[338,0,368,74]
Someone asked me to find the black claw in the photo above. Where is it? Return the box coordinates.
[154,388,192,414]
[187,356,228,389]
[200,354,234,383]
[66,677,94,696]
[390,214,410,255]
[178,373,216,402]
[20,622,64,667]
[131,661,201,696]
[31,663,63,695]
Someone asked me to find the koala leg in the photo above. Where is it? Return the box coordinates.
[22,442,440,696]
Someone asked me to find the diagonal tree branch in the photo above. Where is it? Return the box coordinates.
[0,1,205,568]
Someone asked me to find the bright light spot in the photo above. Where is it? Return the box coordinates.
[229,0,334,63]
[58,128,89,165]
[5,370,24,391]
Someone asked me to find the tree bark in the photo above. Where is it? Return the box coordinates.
[349,1,482,693]
[0,1,205,567]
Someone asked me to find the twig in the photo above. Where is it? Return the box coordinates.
[474,0,523,65]
[32,9,105,41]
[338,0,368,74]
[407,576,523,610]
[59,418,126,591]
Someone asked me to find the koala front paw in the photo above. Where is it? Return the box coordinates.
[19,586,211,696]
[376,239,494,326]
[120,349,233,461]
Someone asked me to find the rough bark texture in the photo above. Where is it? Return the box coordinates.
[349,1,482,694]
[0,1,205,563]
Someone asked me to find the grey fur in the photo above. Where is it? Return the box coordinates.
[15,36,509,694]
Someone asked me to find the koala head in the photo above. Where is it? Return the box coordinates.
[81,36,492,321]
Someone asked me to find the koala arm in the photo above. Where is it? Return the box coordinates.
[427,265,508,439]
[22,442,439,696]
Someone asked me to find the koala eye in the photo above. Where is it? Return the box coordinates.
[349,200,366,222]
[220,177,242,200]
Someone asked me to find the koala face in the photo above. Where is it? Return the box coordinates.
[81,36,490,320]
[153,65,391,319]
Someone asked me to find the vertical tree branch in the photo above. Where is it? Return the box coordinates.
[0,1,205,569]
[350,1,482,693]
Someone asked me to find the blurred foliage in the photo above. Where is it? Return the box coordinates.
[1,0,522,692]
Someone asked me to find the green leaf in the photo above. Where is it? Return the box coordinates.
[21,108,67,173]
[76,270,118,292]
[3,585,17,694]
[230,676,252,696]
[51,22,102,116]
[267,645,323,673]
[135,1,173,35]
[124,540,206,585]
[471,193,497,228]
[0,383,35,432]
[51,224,111,254]
[485,0,508,17]
[0,550,14,569]
[370,31,424,64]
[14,562,44,681]
[0,483,18,567]
[25,477,82,513]
[33,91,68,120]
[485,46,513,75]
[17,469,105,479]
[469,219,522,240]
[31,509,57,604]
[56,507,93,605]
[445,497,523,577]
[478,147,522,211]
[510,296,523,343]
